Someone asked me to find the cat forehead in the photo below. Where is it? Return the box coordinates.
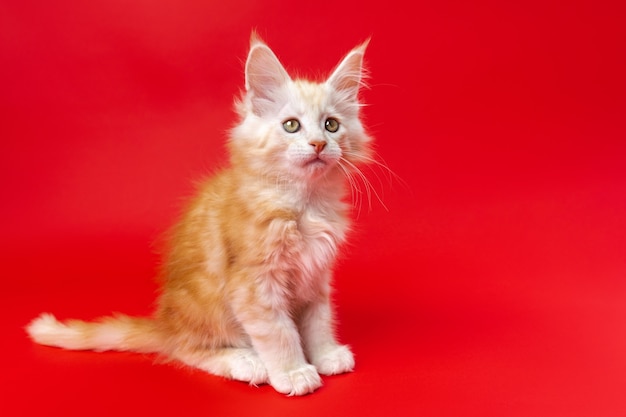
[294,79,327,99]
[289,80,332,110]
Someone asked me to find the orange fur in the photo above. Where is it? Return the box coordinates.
[26,33,372,396]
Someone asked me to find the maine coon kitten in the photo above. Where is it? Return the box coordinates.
[26,34,372,396]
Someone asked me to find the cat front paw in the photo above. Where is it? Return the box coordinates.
[229,351,268,386]
[269,364,322,396]
[311,345,355,375]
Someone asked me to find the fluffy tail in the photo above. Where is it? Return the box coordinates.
[26,313,164,353]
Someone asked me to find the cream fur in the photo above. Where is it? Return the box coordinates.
[26,33,372,396]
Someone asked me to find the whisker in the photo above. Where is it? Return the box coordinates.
[339,157,369,211]
[339,156,389,212]
[337,159,363,216]
[344,150,409,190]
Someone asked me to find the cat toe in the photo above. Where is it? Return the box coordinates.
[312,345,355,376]
[270,364,322,396]
[229,352,268,385]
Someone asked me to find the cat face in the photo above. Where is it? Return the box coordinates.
[230,36,372,185]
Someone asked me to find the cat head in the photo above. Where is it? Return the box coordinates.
[230,34,372,187]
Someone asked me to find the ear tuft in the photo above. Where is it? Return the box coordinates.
[249,30,266,51]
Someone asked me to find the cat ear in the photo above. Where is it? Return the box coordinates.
[245,35,291,115]
[327,39,369,102]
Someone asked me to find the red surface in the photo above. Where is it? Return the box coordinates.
[2,0,626,415]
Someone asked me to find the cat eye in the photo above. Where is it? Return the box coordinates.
[282,119,301,133]
[325,118,340,133]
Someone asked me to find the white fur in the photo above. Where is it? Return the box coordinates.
[26,313,80,348]
[26,313,124,352]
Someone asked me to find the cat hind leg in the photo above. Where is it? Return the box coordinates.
[173,347,268,386]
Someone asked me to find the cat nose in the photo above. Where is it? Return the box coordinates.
[309,140,327,154]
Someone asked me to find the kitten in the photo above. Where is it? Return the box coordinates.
[26,33,372,396]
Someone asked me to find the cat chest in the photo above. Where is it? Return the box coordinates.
[273,216,342,266]
[261,212,346,301]
[295,211,344,262]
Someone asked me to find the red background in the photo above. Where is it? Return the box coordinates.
[2,0,626,415]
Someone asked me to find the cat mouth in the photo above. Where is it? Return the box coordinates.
[306,157,326,165]
[304,156,330,170]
